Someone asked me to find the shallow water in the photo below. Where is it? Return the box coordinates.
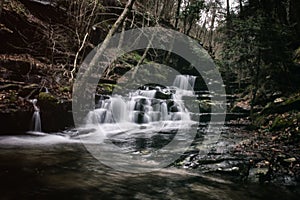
[0,136,299,200]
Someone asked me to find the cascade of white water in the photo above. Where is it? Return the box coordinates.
[173,75,196,91]
[30,99,42,132]
[86,75,196,126]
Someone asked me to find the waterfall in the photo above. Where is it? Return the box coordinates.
[173,75,196,90]
[85,75,196,126]
[30,99,42,132]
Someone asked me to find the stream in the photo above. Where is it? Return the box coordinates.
[0,137,299,199]
[0,75,299,199]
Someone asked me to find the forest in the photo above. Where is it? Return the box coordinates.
[0,0,299,199]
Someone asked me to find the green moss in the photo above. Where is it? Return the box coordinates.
[132,52,142,61]
[98,83,115,93]
[285,95,300,105]
[9,92,17,102]
[271,115,293,131]
[254,114,266,127]
[9,0,30,16]
[59,86,71,93]
[38,92,57,103]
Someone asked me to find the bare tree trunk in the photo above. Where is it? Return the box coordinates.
[250,50,261,121]
[208,6,216,54]
[89,0,136,72]
[155,0,160,18]
[0,0,4,16]
[182,0,190,34]
[238,0,243,14]
[226,0,230,19]
[199,17,206,38]
[186,17,195,36]
[286,0,291,25]
[159,0,168,18]
[175,0,182,29]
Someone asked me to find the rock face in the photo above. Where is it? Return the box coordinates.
[0,97,74,135]
[0,111,33,135]
[0,1,76,134]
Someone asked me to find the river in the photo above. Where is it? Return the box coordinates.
[0,140,299,199]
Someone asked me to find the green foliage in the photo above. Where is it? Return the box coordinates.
[181,0,205,20]
[180,0,205,34]
[221,7,293,95]
[59,86,71,93]
[98,83,115,93]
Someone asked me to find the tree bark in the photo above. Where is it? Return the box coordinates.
[238,0,243,14]
[175,0,182,29]
[226,0,230,18]
[286,0,291,25]
[186,18,194,36]
[88,0,136,74]
[199,17,206,39]
[250,50,261,121]
[0,0,4,16]
[208,5,216,54]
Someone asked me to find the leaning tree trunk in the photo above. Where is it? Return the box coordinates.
[82,0,136,80]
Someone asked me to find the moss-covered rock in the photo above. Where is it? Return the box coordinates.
[261,94,300,115]
[59,86,71,93]
[38,92,57,103]
[271,115,294,131]
[37,92,58,111]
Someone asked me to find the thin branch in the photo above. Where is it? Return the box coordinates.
[71,32,89,81]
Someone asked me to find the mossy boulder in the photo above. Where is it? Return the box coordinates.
[37,92,58,110]
[271,115,294,131]
[261,94,300,115]
[38,92,57,103]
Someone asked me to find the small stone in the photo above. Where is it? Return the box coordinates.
[283,158,296,163]
[274,98,284,103]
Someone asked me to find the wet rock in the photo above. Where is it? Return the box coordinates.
[231,105,250,114]
[0,111,32,135]
[170,105,179,112]
[273,175,298,186]
[37,92,58,111]
[112,66,131,75]
[198,100,211,113]
[248,168,270,183]
[155,90,172,100]
[283,158,297,163]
